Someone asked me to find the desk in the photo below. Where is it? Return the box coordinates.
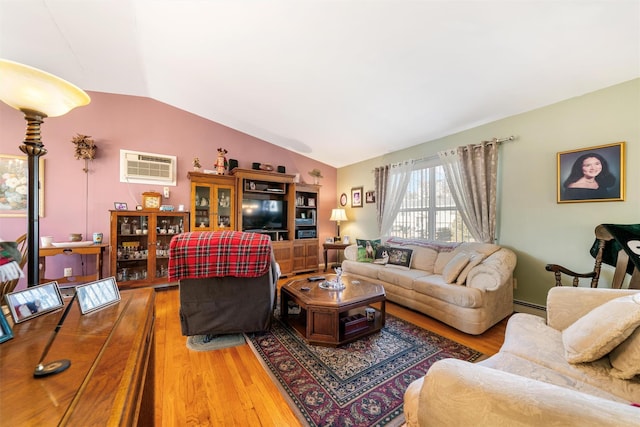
[39,243,107,285]
[323,242,351,271]
[0,287,155,426]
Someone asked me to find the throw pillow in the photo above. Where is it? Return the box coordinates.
[455,252,485,285]
[373,246,390,265]
[356,239,381,263]
[442,252,470,284]
[385,247,414,269]
[562,293,640,364]
[609,326,640,379]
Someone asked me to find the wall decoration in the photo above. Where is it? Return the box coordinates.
[365,191,375,203]
[5,281,64,324]
[351,186,363,208]
[0,154,44,217]
[71,133,97,173]
[340,193,348,207]
[557,142,625,203]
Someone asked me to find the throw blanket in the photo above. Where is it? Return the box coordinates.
[590,224,640,274]
[168,231,272,281]
[0,241,23,282]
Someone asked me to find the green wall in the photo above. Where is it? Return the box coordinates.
[337,78,639,307]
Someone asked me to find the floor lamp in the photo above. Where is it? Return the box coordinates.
[0,59,90,287]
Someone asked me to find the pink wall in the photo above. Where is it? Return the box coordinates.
[0,92,337,289]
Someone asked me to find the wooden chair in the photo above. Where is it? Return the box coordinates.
[1,233,27,302]
[545,225,640,289]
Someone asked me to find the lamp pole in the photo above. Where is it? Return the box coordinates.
[19,110,47,285]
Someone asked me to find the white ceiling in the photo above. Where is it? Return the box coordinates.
[1,1,639,168]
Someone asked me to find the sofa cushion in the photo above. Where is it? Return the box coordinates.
[562,293,640,363]
[499,313,640,403]
[455,252,485,285]
[454,242,501,258]
[412,275,484,308]
[609,327,640,379]
[377,267,430,290]
[442,252,470,283]
[355,239,381,262]
[341,259,384,280]
[385,247,414,269]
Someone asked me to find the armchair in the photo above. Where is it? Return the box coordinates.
[168,231,279,336]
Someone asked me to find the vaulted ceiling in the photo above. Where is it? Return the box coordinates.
[1,1,638,167]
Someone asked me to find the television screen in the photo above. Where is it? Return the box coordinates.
[242,199,285,230]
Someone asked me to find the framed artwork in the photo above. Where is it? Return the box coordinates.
[0,311,13,344]
[114,202,128,210]
[339,193,348,207]
[351,186,363,208]
[0,154,45,217]
[5,281,64,324]
[365,191,375,203]
[556,142,625,203]
[76,277,121,315]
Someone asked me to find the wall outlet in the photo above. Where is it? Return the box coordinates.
[64,267,73,277]
[163,186,170,198]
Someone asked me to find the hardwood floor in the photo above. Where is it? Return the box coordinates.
[153,275,507,426]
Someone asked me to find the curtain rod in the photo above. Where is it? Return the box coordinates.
[372,135,517,171]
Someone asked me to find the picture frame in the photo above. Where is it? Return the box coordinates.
[556,142,625,203]
[365,191,376,203]
[308,198,315,207]
[0,154,45,217]
[0,311,13,344]
[76,277,121,315]
[339,193,348,207]
[5,281,64,324]
[114,202,128,210]
[351,186,363,208]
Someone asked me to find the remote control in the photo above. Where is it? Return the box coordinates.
[308,276,325,282]
[300,286,311,291]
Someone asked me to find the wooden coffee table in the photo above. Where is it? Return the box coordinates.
[280,275,386,346]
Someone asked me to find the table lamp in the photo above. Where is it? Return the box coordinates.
[329,208,348,241]
[0,59,90,287]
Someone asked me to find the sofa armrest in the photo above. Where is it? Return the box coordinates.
[466,248,516,291]
[547,287,640,330]
[408,359,640,427]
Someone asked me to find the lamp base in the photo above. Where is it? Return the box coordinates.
[33,359,71,378]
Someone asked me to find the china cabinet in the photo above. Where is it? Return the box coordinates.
[188,171,236,231]
[110,210,189,288]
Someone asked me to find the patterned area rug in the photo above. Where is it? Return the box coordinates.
[245,314,483,426]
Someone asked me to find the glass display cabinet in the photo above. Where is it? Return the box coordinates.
[188,171,236,231]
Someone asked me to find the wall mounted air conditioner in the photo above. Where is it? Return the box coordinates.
[120,150,177,186]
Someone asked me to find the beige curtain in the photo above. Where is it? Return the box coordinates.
[374,166,389,233]
[439,141,499,243]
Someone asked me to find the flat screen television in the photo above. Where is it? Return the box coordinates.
[242,198,286,231]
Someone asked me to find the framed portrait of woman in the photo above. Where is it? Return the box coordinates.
[556,142,625,203]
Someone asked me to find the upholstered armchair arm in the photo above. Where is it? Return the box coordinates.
[546,286,640,331]
[405,359,640,427]
[466,248,517,291]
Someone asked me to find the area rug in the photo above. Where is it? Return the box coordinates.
[245,314,483,427]
[186,333,245,351]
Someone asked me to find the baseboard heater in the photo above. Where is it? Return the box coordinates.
[513,299,546,318]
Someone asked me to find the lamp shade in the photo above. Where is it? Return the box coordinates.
[0,59,90,117]
[330,208,348,222]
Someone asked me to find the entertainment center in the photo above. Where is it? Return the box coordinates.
[188,168,320,276]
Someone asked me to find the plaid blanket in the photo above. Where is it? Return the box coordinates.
[168,231,272,281]
[0,241,23,282]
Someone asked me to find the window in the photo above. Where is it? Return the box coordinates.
[391,164,473,242]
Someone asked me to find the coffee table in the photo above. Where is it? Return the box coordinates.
[280,275,386,346]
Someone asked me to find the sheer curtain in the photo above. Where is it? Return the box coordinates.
[439,141,498,243]
[374,165,389,233]
[378,160,415,236]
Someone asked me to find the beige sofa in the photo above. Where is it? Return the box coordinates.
[404,287,640,426]
[340,237,516,335]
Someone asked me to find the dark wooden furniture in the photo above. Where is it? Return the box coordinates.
[323,241,350,271]
[546,224,640,289]
[0,287,155,426]
[110,210,189,288]
[280,275,385,346]
[39,243,108,285]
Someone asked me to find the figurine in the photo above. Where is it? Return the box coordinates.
[215,148,228,175]
[193,157,201,171]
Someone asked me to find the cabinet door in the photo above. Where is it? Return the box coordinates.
[212,184,235,231]
[153,213,187,280]
[192,183,213,230]
[113,212,152,283]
